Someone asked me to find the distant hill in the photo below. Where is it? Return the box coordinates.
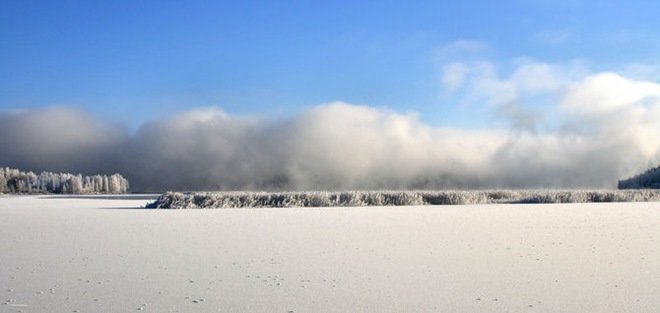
[618,166,660,189]
[0,167,129,194]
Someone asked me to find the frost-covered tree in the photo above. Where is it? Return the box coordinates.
[108,174,128,193]
[618,166,660,189]
[68,175,84,193]
[0,167,130,194]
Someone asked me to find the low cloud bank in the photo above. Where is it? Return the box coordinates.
[0,107,125,175]
[2,72,660,191]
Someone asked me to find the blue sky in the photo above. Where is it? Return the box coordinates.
[2,0,660,129]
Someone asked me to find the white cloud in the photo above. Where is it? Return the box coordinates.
[510,61,567,93]
[562,72,660,116]
[441,58,589,132]
[436,54,660,181]
[441,62,469,92]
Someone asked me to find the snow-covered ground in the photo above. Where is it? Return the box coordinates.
[1,195,659,312]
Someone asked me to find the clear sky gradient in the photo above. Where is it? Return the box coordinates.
[2,0,660,128]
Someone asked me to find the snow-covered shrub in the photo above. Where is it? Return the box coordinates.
[146,189,660,209]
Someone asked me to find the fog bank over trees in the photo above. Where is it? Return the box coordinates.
[2,69,660,193]
[0,167,129,194]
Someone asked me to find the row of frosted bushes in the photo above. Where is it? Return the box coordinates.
[146,190,660,209]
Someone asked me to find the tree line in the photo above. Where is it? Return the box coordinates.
[0,167,129,194]
[618,165,660,189]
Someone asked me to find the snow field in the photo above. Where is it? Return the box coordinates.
[1,196,660,312]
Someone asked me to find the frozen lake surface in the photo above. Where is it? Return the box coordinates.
[1,195,659,312]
